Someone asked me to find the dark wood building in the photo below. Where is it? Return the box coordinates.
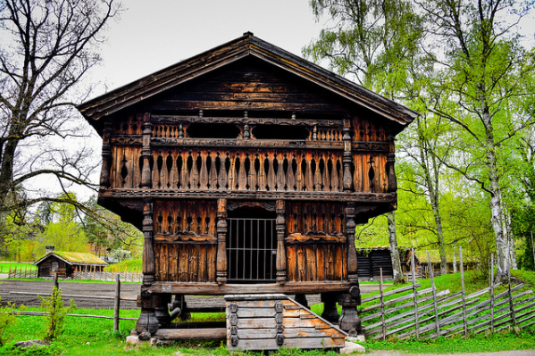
[35,251,108,278]
[77,33,417,342]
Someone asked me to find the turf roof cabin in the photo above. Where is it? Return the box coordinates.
[78,32,417,337]
[34,250,108,278]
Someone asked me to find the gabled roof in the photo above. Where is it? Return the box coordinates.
[34,251,108,267]
[78,32,418,130]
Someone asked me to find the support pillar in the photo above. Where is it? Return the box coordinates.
[136,199,158,336]
[154,294,172,328]
[276,200,286,284]
[216,199,227,284]
[294,294,308,308]
[321,292,340,324]
[100,122,111,188]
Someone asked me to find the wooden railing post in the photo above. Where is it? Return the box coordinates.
[276,200,287,285]
[386,129,397,192]
[141,112,152,188]
[216,199,228,284]
[100,122,112,188]
[113,274,120,332]
[343,117,353,192]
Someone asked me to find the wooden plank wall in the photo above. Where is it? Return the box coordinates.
[285,202,347,282]
[153,200,217,283]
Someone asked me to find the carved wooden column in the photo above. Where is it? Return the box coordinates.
[137,199,158,336]
[100,122,112,188]
[276,200,287,285]
[343,117,353,192]
[141,112,152,188]
[386,128,397,193]
[216,199,227,284]
[339,202,361,336]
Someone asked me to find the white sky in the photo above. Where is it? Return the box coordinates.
[91,0,325,93]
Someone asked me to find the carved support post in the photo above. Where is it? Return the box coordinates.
[137,198,158,335]
[141,112,152,188]
[154,294,171,327]
[216,199,227,284]
[386,130,397,192]
[321,292,340,324]
[346,203,358,283]
[343,117,353,192]
[339,291,362,336]
[276,200,287,284]
[142,200,155,284]
[100,122,112,189]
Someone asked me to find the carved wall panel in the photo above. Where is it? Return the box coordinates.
[110,146,142,189]
[286,244,347,282]
[154,243,216,282]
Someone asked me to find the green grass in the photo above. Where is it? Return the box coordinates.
[105,259,142,273]
[0,277,141,284]
[0,262,37,274]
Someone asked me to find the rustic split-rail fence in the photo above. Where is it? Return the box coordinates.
[6,265,143,283]
[360,248,535,340]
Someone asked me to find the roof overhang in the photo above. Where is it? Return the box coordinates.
[77,32,418,135]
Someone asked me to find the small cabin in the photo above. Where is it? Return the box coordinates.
[35,251,108,278]
[77,33,417,346]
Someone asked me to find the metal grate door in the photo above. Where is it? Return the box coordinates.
[227,218,277,283]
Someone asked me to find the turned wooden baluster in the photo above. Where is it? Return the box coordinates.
[258,152,267,190]
[267,151,276,191]
[295,153,303,191]
[322,152,330,191]
[160,150,169,190]
[286,152,295,191]
[151,151,160,189]
[180,151,190,189]
[305,152,313,191]
[314,152,322,191]
[227,152,236,190]
[208,151,218,189]
[190,150,199,189]
[218,151,228,190]
[199,150,209,189]
[248,153,257,191]
[169,151,179,189]
[276,152,285,191]
[238,151,247,190]
[331,152,339,192]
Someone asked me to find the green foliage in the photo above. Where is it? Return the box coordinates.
[39,287,75,342]
[0,297,18,346]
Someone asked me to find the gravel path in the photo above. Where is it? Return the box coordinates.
[0,279,382,309]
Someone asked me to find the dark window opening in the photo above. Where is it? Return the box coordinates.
[187,123,240,138]
[252,125,309,140]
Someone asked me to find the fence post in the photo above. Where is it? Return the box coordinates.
[54,273,59,290]
[426,250,440,337]
[379,267,385,341]
[411,248,419,338]
[459,246,467,336]
[114,274,121,332]
[507,256,517,328]
[8,266,11,279]
[490,253,495,333]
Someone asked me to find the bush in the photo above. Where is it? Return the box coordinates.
[0,297,18,346]
[39,287,75,341]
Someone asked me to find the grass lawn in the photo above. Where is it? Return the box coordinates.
[0,262,37,274]
[1,270,534,355]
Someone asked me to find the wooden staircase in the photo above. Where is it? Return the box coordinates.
[225,294,347,351]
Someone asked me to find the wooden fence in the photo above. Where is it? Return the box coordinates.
[10,275,136,332]
[6,265,142,283]
[360,248,535,340]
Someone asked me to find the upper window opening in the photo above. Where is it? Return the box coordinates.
[187,123,240,139]
[252,125,309,140]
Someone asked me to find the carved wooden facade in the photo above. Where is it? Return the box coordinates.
[78,33,417,336]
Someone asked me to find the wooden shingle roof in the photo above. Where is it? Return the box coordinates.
[78,32,418,135]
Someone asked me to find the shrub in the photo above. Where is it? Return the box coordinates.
[39,287,75,341]
[0,297,18,346]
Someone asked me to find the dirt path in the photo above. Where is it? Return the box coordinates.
[0,279,382,309]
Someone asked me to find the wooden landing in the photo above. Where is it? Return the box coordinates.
[225,294,347,351]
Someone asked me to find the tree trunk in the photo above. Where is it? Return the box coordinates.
[387,211,404,284]
[504,208,517,270]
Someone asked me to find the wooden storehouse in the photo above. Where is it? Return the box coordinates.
[35,251,108,278]
[77,33,417,346]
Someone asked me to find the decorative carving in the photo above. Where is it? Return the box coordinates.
[227,201,276,212]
